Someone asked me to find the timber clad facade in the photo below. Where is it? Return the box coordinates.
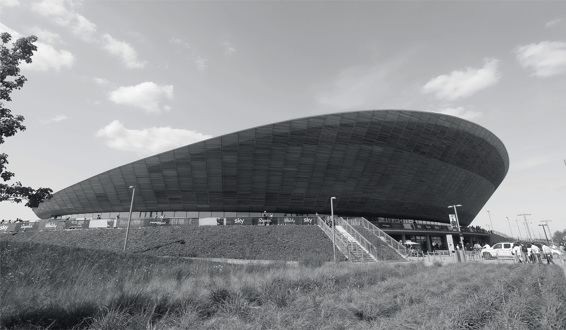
[33,110,509,226]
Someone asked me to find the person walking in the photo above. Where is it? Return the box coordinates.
[542,244,555,264]
[512,242,523,263]
[530,243,542,264]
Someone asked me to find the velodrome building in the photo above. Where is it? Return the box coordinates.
[33,110,509,252]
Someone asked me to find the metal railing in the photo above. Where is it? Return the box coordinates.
[344,217,408,256]
[334,217,378,261]
[316,216,350,259]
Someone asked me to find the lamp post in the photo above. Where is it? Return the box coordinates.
[506,217,514,239]
[518,214,532,241]
[331,197,337,263]
[541,220,553,243]
[448,204,464,250]
[123,186,135,252]
[515,219,523,240]
[487,210,494,233]
[539,224,549,244]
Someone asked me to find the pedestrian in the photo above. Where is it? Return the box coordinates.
[512,242,523,263]
[542,244,554,264]
[530,243,542,264]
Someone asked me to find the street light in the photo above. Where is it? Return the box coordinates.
[541,220,553,243]
[518,214,532,241]
[487,210,494,232]
[330,197,337,263]
[448,204,464,250]
[539,224,549,244]
[123,186,136,252]
[506,217,514,239]
[515,219,523,240]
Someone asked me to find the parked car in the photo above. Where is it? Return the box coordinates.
[481,242,514,260]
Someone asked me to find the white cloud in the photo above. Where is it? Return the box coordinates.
[515,41,566,77]
[546,19,562,28]
[21,41,74,71]
[101,34,146,69]
[315,65,390,109]
[422,58,500,101]
[30,28,63,44]
[96,120,211,155]
[435,107,482,121]
[169,36,208,72]
[92,77,109,85]
[222,41,237,55]
[31,0,96,40]
[195,56,208,72]
[109,82,173,113]
[40,114,68,124]
[0,0,19,8]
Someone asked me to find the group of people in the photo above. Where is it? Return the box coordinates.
[512,241,559,264]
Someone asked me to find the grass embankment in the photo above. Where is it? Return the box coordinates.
[2,241,566,329]
[0,226,336,261]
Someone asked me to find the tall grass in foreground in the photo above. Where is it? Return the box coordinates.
[2,241,566,330]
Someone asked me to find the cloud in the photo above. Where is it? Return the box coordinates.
[195,56,208,72]
[169,36,208,72]
[101,34,146,69]
[0,0,19,8]
[40,114,68,124]
[315,65,391,109]
[222,41,237,55]
[30,28,63,44]
[109,82,173,113]
[546,19,562,28]
[96,120,211,155]
[21,41,74,71]
[422,58,500,101]
[515,41,566,77]
[435,107,482,121]
[31,0,96,40]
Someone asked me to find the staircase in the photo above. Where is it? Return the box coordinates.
[344,217,408,260]
[336,225,376,262]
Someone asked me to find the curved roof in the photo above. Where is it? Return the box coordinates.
[34,110,509,225]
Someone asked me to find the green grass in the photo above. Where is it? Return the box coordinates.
[2,240,566,329]
[0,226,336,261]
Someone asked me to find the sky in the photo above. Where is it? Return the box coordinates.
[1,0,565,240]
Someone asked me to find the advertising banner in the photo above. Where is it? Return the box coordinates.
[170,218,199,226]
[65,220,90,229]
[301,217,315,225]
[281,217,301,225]
[20,222,39,232]
[257,217,276,226]
[39,221,59,231]
[0,223,20,232]
[225,217,254,225]
[147,218,170,227]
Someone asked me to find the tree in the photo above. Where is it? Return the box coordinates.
[1,32,52,208]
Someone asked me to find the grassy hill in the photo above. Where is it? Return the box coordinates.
[0,225,338,261]
[2,240,566,329]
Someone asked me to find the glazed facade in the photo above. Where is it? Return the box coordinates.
[33,110,509,226]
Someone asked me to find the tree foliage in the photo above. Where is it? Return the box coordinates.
[1,32,52,208]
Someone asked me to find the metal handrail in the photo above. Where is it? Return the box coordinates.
[344,217,408,256]
[316,216,350,259]
[335,217,378,261]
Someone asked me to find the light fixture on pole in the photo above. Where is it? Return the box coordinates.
[331,197,337,263]
[487,210,494,232]
[506,217,514,239]
[515,219,523,240]
[541,220,553,243]
[518,214,532,241]
[539,224,549,244]
[123,186,136,252]
[448,204,464,250]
